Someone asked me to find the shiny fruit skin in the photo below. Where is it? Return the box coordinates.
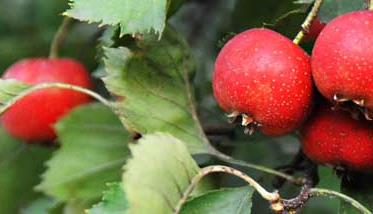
[213,28,313,136]
[1,58,93,143]
[312,11,373,110]
[302,107,373,173]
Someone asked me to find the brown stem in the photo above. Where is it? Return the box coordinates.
[173,165,281,214]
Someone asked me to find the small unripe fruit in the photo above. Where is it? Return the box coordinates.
[1,58,93,143]
[302,106,373,173]
[312,11,373,119]
[213,28,313,136]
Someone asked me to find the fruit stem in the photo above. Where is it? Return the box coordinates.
[49,17,74,59]
[174,165,281,214]
[207,145,306,186]
[310,188,372,214]
[0,82,113,116]
[293,0,324,45]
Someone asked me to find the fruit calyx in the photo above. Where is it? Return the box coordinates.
[333,94,372,120]
[227,111,262,135]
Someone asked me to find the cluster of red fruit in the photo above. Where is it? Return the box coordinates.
[213,11,373,173]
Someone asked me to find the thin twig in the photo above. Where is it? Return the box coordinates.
[293,0,324,44]
[50,17,74,58]
[207,145,305,186]
[0,83,113,115]
[310,188,372,214]
[174,165,281,214]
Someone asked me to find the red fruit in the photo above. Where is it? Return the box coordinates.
[312,11,373,118]
[302,106,373,173]
[1,58,93,143]
[213,28,313,136]
[304,17,326,42]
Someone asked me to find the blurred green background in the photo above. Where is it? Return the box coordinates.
[0,0,98,73]
[0,0,342,213]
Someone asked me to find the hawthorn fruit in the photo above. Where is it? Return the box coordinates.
[312,11,373,120]
[1,58,93,143]
[213,28,313,136]
[302,106,373,173]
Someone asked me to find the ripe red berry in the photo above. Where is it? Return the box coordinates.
[304,17,326,42]
[312,11,373,119]
[213,28,313,136]
[1,58,93,143]
[302,106,373,173]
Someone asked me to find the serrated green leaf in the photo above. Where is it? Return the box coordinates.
[181,187,254,214]
[122,133,200,213]
[88,178,216,214]
[88,183,128,214]
[64,0,167,36]
[0,128,53,213]
[36,103,130,202]
[318,0,366,23]
[102,26,209,154]
[0,79,30,104]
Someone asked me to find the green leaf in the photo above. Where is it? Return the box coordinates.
[88,183,128,214]
[230,0,303,33]
[64,0,167,36]
[102,26,209,154]
[264,9,307,38]
[122,133,200,213]
[0,79,30,104]
[63,201,89,214]
[167,0,186,17]
[0,128,52,213]
[339,174,373,214]
[181,187,254,214]
[21,197,61,214]
[318,0,367,23]
[36,103,130,202]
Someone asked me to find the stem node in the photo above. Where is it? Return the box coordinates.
[293,0,324,44]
